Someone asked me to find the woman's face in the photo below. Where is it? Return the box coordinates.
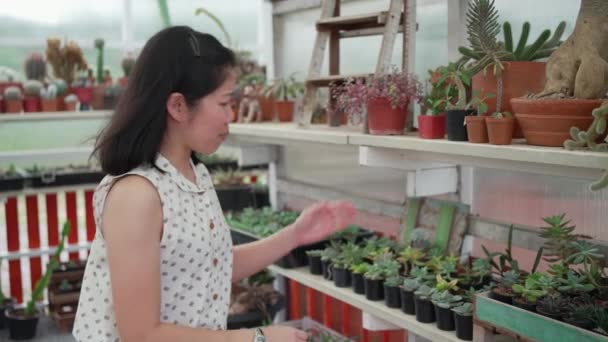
[186,70,237,154]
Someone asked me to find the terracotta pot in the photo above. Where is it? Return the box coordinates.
[473,62,546,115]
[259,95,275,121]
[6,100,23,113]
[523,131,572,147]
[367,97,408,135]
[418,114,446,139]
[511,98,602,116]
[274,100,294,122]
[511,98,601,147]
[486,117,514,145]
[465,116,488,143]
[516,114,594,132]
[65,102,78,111]
[23,97,40,113]
[41,99,58,112]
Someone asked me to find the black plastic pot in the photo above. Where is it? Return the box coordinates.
[536,306,563,321]
[446,109,475,141]
[454,312,473,341]
[562,315,596,330]
[434,304,456,331]
[322,260,333,280]
[216,186,257,213]
[308,255,323,275]
[0,298,16,330]
[400,288,416,315]
[489,288,513,304]
[30,169,105,188]
[352,273,366,294]
[5,308,40,340]
[230,228,259,245]
[0,176,25,192]
[512,297,536,312]
[364,278,384,301]
[333,267,351,288]
[414,296,436,323]
[275,240,328,269]
[384,284,401,308]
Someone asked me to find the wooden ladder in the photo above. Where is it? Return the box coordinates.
[298,0,413,131]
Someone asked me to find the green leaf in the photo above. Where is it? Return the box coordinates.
[512,284,524,293]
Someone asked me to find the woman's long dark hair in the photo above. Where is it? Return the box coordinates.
[93,26,236,175]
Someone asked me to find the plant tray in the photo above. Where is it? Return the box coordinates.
[204,160,239,172]
[30,169,105,188]
[280,317,354,342]
[475,291,607,342]
[0,176,26,192]
[216,185,257,213]
[230,227,259,245]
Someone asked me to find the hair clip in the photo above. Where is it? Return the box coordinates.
[188,30,201,57]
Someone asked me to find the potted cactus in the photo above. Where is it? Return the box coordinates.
[23,80,43,113]
[511,273,547,312]
[92,38,106,109]
[6,222,70,340]
[486,111,515,145]
[103,84,122,110]
[24,53,47,82]
[64,94,79,111]
[119,56,136,88]
[3,86,23,113]
[40,84,58,112]
[262,74,303,122]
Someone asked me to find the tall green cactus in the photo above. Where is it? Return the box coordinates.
[460,21,566,62]
[94,38,105,84]
[24,221,70,316]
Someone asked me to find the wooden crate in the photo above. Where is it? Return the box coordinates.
[474,292,607,342]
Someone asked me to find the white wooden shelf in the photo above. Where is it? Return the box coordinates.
[227,123,608,181]
[0,110,112,123]
[349,132,608,179]
[267,265,460,342]
[228,123,353,145]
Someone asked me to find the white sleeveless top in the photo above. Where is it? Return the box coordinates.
[73,154,233,342]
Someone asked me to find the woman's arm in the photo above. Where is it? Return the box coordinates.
[232,201,356,283]
[102,176,307,342]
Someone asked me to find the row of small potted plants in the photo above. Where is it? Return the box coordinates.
[305,233,486,341]
[485,214,608,336]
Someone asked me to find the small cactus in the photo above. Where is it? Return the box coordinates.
[4,86,23,101]
[24,53,47,81]
[23,80,43,98]
[64,94,78,103]
[52,79,68,96]
[40,84,58,100]
[121,57,136,77]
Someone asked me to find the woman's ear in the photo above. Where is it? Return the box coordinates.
[166,93,189,123]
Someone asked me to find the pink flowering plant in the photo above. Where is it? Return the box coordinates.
[333,66,422,123]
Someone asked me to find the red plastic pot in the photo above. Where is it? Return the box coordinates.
[367,97,408,135]
[23,97,41,113]
[418,114,446,139]
[72,87,94,104]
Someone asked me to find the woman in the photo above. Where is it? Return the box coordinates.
[73,26,356,342]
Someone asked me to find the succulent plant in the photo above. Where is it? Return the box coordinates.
[431,291,463,309]
[402,278,421,292]
[452,302,474,316]
[40,84,58,100]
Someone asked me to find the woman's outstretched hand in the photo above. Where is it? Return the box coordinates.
[289,200,357,247]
